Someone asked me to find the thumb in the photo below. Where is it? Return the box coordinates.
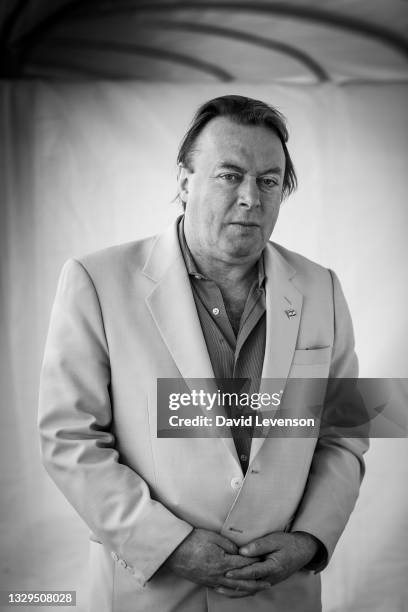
[240,533,281,557]
[214,534,239,555]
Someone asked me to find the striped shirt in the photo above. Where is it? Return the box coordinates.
[177,216,266,473]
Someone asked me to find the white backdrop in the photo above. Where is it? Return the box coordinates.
[1,81,407,611]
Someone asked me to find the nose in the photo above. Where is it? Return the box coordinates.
[237,176,260,209]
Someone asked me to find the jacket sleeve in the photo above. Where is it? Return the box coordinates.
[290,269,369,571]
[38,259,193,588]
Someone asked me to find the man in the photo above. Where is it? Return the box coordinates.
[38,95,368,611]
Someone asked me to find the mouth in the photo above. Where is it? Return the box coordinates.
[230,221,260,228]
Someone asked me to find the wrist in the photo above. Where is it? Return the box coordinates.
[292,531,319,561]
[292,531,327,571]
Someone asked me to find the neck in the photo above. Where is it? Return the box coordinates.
[187,243,259,288]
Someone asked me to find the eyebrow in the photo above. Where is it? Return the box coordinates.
[216,161,283,175]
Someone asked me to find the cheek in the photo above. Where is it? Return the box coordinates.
[261,200,281,230]
[199,187,232,220]
[187,196,219,238]
[263,196,281,217]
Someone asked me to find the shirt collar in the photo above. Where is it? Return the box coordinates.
[177,215,265,288]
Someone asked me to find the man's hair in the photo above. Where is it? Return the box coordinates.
[177,94,297,207]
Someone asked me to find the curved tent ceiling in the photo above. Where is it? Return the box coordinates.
[1,0,407,82]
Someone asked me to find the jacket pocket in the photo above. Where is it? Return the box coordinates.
[292,347,331,365]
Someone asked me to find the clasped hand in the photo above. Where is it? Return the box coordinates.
[164,528,318,598]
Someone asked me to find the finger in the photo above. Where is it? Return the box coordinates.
[239,533,283,557]
[225,559,277,581]
[224,553,262,569]
[266,548,304,577]
[218,576,271,593]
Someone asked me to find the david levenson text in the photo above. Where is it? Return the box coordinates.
[168,415,315,427]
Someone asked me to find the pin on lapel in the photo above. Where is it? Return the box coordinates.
[285,308,297,319]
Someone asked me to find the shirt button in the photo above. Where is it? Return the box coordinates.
[111,552,119,561]
[240,454,248,462]
[231,477,243,491]
[194,275,201,280]
[212,307,220,316]
[119,559,127,569]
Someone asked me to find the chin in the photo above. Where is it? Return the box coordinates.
[224,244,261,260]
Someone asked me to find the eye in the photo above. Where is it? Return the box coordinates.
[259,176,279,190]
[219,173,241,183]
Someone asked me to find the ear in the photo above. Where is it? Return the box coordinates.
[177,163,192,205]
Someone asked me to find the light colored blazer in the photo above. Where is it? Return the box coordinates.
[38,218,367,612]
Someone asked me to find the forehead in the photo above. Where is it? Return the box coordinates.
[193,116,285,167]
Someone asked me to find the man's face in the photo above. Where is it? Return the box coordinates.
[180,116,286,264]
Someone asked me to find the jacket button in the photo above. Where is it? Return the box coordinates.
[230,477,243,491]
[119,559,127,569]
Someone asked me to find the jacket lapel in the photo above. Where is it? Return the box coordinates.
[250,243,303,463]
[143,220,238,456]
[143,221,215,381]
